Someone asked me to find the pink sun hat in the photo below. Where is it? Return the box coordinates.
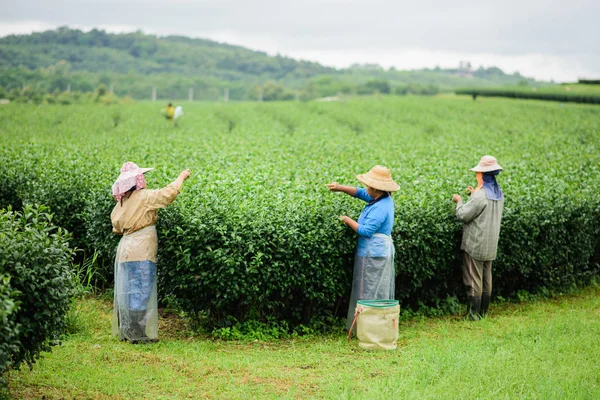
[112,162,154,202]
[470,156,503,173]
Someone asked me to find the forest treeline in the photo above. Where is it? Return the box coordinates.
[0,27,537,101]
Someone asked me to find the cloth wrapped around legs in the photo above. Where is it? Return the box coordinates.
[346,233,396,330]
[112,226,159,342]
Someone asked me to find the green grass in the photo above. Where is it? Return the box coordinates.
[8,286,600,399]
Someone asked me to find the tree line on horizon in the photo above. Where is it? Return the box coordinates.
[0,27,538,101]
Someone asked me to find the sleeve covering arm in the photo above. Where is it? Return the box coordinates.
[145,184,180,210]
[456,194,486,223]
[354,187,373,203]
[357,206,386,237]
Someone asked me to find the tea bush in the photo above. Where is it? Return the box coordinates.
[0,98,599,328]
[0,275,19,390]
[456,87,600,104]
[0,206,75,373]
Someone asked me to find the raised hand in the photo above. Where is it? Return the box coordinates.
[180,169,191,180]
[326,182,341,191]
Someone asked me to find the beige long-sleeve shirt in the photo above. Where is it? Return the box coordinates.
[111,184,179,262]
[455,189,504,261]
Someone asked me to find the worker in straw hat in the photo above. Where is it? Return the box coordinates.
[111,162,190,343]
[327,165,400,330]
[452,155,504,320]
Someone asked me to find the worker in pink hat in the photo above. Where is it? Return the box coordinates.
[452,156,504,320]
[111,162,190,343]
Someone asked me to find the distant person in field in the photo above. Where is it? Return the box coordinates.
[111,162,190,343]
[452,155,504,320]
[327,165,399,330]
[162,103,175,125]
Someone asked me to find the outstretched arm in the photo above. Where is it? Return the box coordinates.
[171,169,191,191]
[326,182,357,197]
[146,169,191,210]
[339,216,359,233]
[328,182,363,232]
[453,192,486,223]
[340,204,386,237]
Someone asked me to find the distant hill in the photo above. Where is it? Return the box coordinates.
[0,27,334,81]
[0,27,542,101]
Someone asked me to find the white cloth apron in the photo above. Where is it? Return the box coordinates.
[346,233,396,330]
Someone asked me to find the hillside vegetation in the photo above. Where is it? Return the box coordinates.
[1,27,539,100]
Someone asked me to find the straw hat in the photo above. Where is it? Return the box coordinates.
[357,165,400,192]
[470,155,502,173]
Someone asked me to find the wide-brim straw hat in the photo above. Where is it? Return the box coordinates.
[470,155,502,173]
[357,165,400,192]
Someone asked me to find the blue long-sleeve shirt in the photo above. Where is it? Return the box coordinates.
[354,188,394,237]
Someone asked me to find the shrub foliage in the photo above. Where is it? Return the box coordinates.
[455,88,600,104]
[0,274,19,389]
[0,98,599,329]
[0,206,74,378]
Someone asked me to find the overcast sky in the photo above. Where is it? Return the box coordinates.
[1,0,599,82]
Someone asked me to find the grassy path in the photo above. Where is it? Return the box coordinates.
[8,286,600,399]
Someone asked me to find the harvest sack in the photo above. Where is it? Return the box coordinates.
[348,299,399,350]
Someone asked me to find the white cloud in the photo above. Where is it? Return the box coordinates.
[0,21,56,37]
[187,29,597,82]
[0,21,145,36]
[1,0,599,83]
[284,48,596,82]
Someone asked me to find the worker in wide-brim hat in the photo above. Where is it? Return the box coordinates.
[327,165,399,330]
[452,155,505,321]
[111,162,190,343]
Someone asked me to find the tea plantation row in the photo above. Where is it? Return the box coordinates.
[456,84,600,104]
[0,205,74,388]
[1,96,599,327]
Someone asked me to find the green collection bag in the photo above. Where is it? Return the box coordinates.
[348,299,399,350]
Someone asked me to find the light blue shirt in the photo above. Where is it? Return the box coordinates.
[355,188,394,237]
[354,188,395,257]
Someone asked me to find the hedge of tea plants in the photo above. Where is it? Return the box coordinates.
[455,86,600,104]
[0,206,74,386]
[0,97,599,327]
[0,273,18,390]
